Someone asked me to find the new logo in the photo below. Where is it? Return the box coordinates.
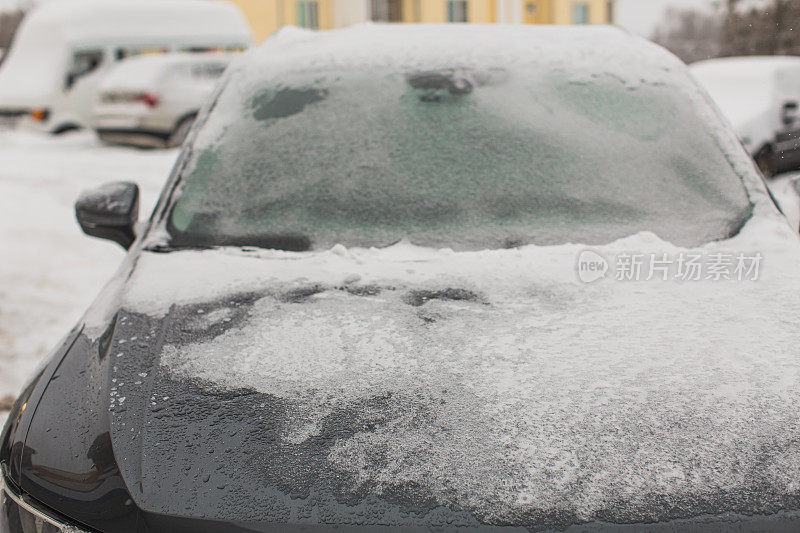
[577,250,608,283]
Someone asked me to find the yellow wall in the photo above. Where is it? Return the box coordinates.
[401,0,420,22]
[319,0,333,28]
[522,0,553,24]
[468,0,496,23]
[588,0,610,23]
[418,0,446,23]
[227,0,613,43]
[229,0,334,42]
[228,0,279,43]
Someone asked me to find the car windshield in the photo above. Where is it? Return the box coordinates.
[166,66,752,251]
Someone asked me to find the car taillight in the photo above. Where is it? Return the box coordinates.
[30,108,50,122]
[134,92,160,107]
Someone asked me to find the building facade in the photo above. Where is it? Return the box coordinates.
[229,0,615,42]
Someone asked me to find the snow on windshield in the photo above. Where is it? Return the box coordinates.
[165,25,757,251]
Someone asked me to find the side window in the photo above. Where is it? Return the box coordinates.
[447,1,468,23]
[115,47,168,61]
[65,50,104,90]
[191,63,228,79]
[165,64,192,81]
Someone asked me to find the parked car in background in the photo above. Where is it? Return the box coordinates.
[2,24,799,532]
[691,56,800,177]
[92,53,234,148]
[0,0,251,134]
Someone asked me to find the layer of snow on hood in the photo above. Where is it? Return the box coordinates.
[122,214,800,520]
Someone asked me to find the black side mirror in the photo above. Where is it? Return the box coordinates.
[782,101,799,128]
[75,182,139,249]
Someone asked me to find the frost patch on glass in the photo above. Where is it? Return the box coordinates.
[164,26,759,252]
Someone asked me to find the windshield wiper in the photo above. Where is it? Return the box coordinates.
[157,232,313,252]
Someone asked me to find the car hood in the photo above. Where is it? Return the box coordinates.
[20,216,800,530]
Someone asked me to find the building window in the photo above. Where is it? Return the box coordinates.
[606,0,615,23]
[447,0,468,23]
[296,1,319,29]
[523,1,538,24]
[572,2,589,24]
[371,0,402,22]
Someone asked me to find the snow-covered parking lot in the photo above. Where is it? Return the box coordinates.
[0,131,177,411]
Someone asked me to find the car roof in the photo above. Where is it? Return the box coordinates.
[99,53,233,91]
[16,0,252,43]
[232,23,684,81]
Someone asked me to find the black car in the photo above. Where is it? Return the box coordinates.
[3,25,800,532]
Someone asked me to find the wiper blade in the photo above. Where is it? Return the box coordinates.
[217,233,312,252]
[157,233,313,252]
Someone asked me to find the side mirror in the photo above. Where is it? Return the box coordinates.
[75,182,139,249]
[782,101,799,128]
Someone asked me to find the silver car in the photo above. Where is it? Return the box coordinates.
[92,53,234,148]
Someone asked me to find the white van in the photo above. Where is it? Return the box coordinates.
[0,0,252,134]
[691,56,800,176]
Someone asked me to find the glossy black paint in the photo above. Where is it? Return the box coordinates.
[1,325,83,491]
[75,182,140,249]
[0,283,532,532]
[772,129,800,175]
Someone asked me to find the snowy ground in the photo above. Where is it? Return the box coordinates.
[0,130,177,416]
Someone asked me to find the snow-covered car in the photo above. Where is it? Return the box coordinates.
[3,24,800,532]
[0,0,251,135]
[92,53,234,148]
[690,56,800,176]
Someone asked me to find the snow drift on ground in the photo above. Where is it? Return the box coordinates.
[0,130,176,417]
